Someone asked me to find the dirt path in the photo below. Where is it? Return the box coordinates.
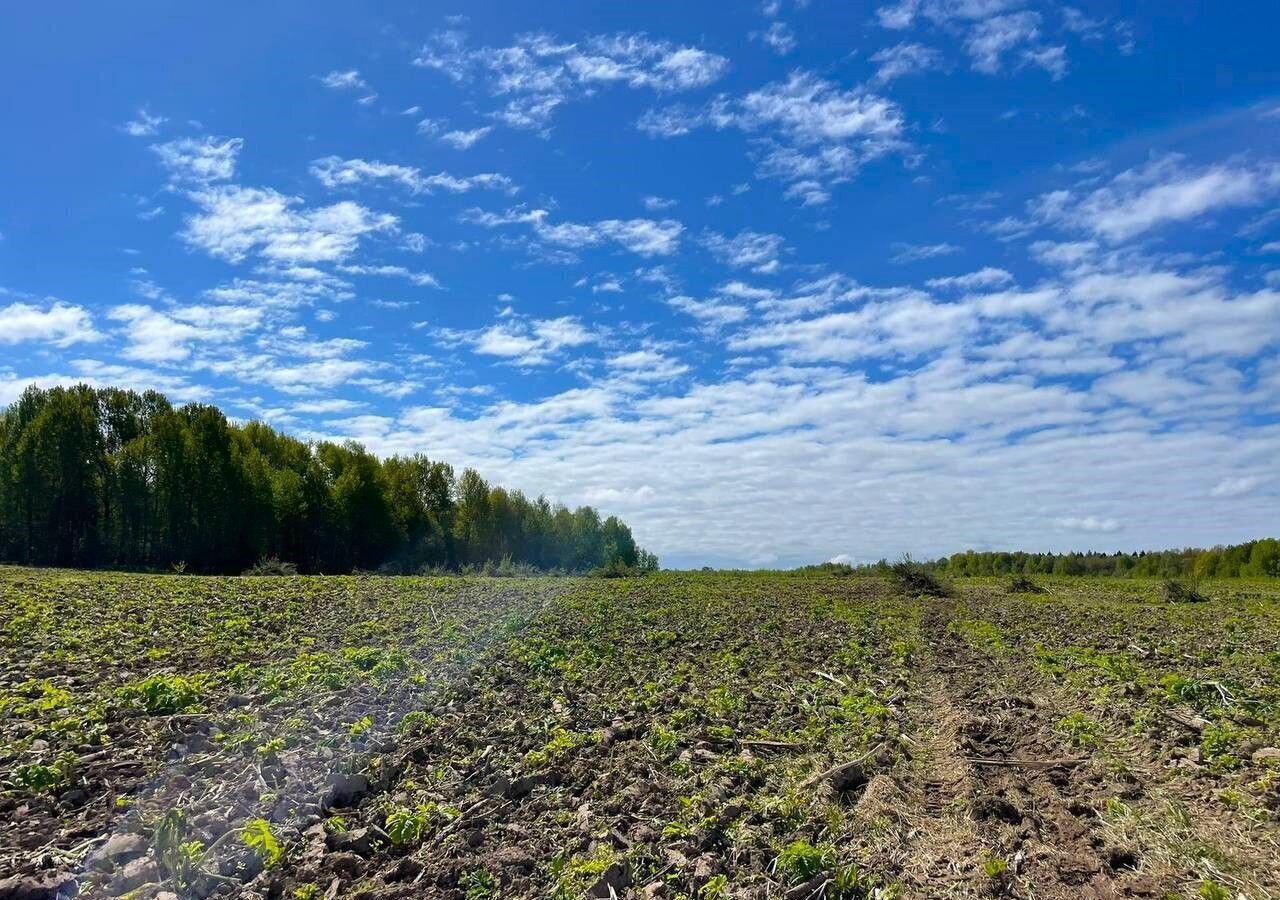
[898,596,1173,900]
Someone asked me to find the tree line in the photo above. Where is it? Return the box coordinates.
[0,385,657,575]
[822,543,1279,579]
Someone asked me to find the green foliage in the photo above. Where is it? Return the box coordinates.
[933,542,1280,579]
[549,846,618,900]
[525,727,582,768]
[1006,575,1046,594]
[1058,711,1103,748]
[774,840,834,883]
[1162,578,1207,603]
[1199,880,1231,900]
[10,752,76,793]
[241,818,282,867]
[461,868,499,900]
[981,854,1009,879]
[1201,723,1242,772]
[1162,673,1218,709]
[0,384,654,574]
[118,673,207,714]
[698,875,729,899]
[649,724,679,757]
[888,556,950,597]
[243,557,298,576]
[154,809,201,884]
[385,805,432,846]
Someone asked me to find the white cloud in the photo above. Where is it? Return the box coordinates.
[926,267,1013,290]
[737,72,904,146]
[310,156,516,195]
[1036,156,1280,242]
[890,241,961,263]
[702,230,785,274]
[642,195,677,211]
[1058,516,1122,533]
[967,12,1042,75]
[463,206,683,257]
[336,264,442,288]
[758,22,797,55]
[108,303,263,363]
[1210,475,1262,498]
[326,351,1278,567]
[183,185,398,265]
[607,348,690,381]
[876,1,1069,79]
[319,69,368,91]
[402,233,431,253]
[123,107,165,137]
[152,136,243,183]
[438,126,493,149]
[877,0,921,29]
[459,314,596,366]
[0,301,101,347]
[870,42,942,82]
[666,294,750,327]
[412,30,729,131]
[639,72,906,203]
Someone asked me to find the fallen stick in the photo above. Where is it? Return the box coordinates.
[740,739,798,750]
[1161,707,1209,733]
[811,669,848,688]
[963,755,1083,768]
[800,742,885,790]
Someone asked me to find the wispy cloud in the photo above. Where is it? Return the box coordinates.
[440,313,597,366]
[182,185,398,265]
[1058,516,1122,533]
[870,42,942,82]
[462,206,684,257]
[310,156,516,195]
[890,241,961,263]
[413,30,729,132]
[701,230,785,274]
[152,136,243,183]
[638,71,906,204]
[757,21,797,55]
[123,107,165,137]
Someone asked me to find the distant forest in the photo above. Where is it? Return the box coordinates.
[0,385,657,575]
[836,542,1280,579]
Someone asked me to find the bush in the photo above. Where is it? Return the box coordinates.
[592,558,643,578]
[889,556,951,597]
[1162,578,1206,603]
[1007,575,1046,594]
[243,557,298,576]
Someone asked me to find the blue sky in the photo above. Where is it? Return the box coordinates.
[2,1,1278,568]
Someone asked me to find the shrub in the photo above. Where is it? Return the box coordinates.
[888,556,951,597]
[1162,579,1206,603]
[243,557,299,576]
[1007,575,1046,594]
[592,558,640,578]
